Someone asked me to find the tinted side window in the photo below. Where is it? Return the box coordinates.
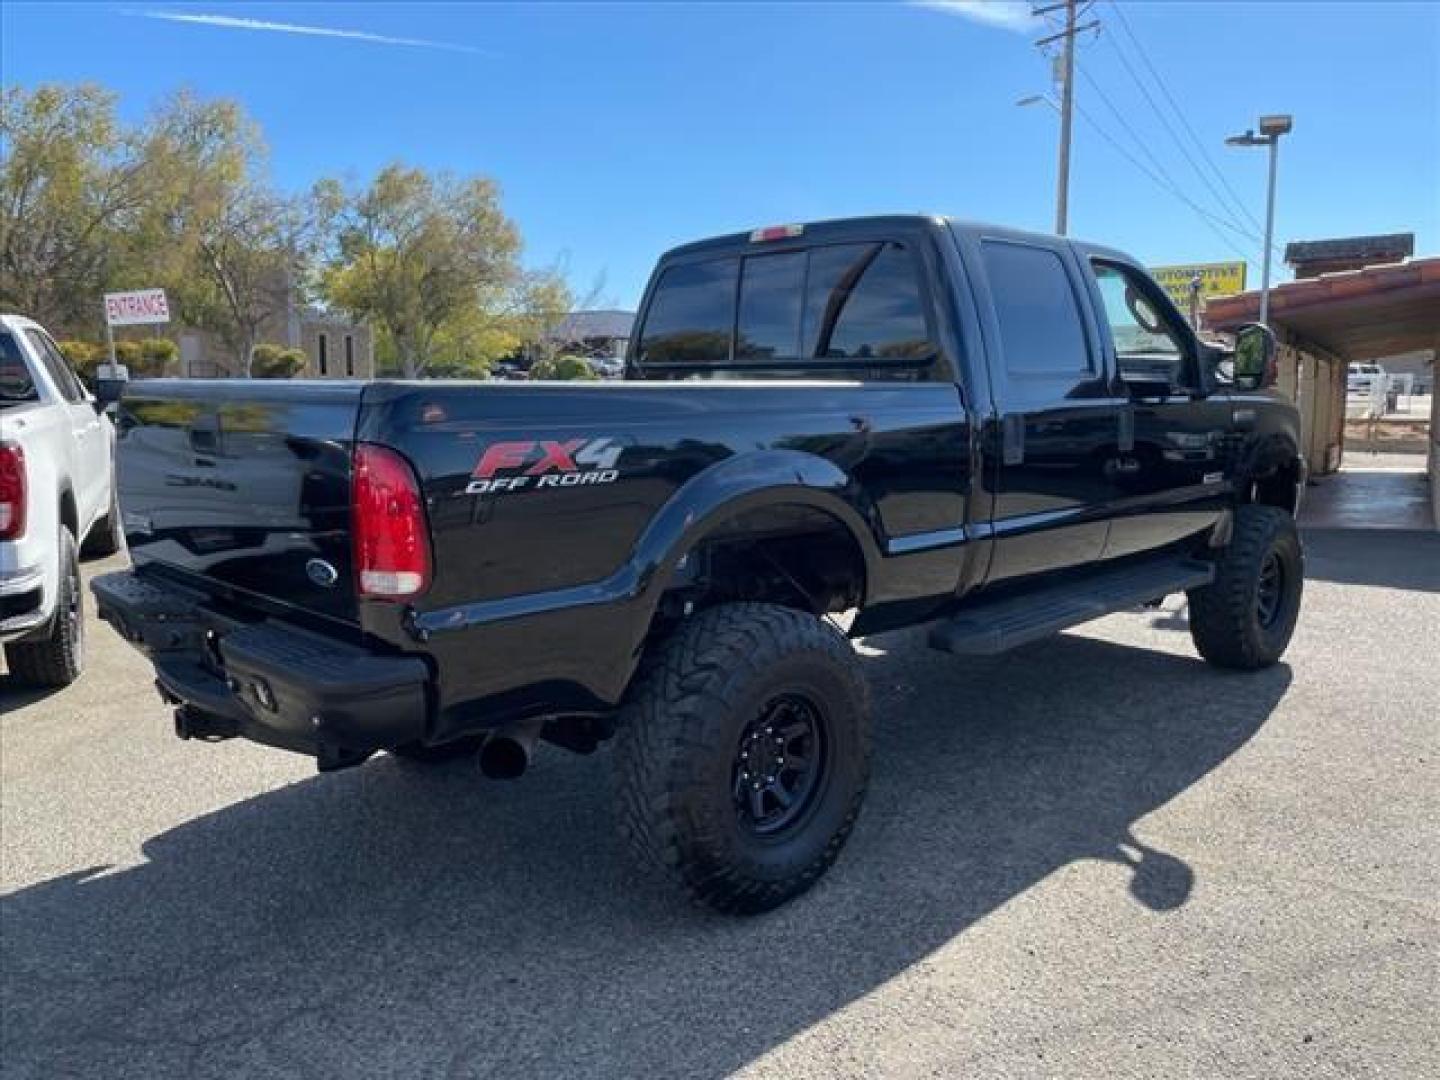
[736,252,803,360]
[805,243,932,360]
[981,241,1090,376]
[638,258,739,365]
[0,332,40,405]
[25,329,83,402]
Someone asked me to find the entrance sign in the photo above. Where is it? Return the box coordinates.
[104,289,171,327]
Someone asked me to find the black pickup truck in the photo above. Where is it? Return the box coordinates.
[94,216,1305,913]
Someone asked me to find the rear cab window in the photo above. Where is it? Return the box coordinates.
[634,236,941,381]
[23,329,85,403]
[0,331,40,407]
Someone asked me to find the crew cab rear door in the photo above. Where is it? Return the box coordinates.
[954,226,1127,583]
[22,328,108,531]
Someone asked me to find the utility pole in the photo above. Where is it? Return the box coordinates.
[1034,2,1098,236]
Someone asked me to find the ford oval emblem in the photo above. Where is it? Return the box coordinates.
[306,559,339,588]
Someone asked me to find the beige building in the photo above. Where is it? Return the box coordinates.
[178,299,374,380]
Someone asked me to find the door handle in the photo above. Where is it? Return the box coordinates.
[1117,408,1134,453]
[1001,413,1025,466]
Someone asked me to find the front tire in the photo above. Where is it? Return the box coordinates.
[5,526,84,687]
[1188,504,1303,670]
[613,603,871,915]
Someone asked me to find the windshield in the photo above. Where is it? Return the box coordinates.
[0,331,40,407]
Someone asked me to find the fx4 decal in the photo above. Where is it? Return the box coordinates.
[465,437,622,495]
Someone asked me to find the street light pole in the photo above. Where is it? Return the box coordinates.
[1259,132,1280,325]
[1226,114,1293,326]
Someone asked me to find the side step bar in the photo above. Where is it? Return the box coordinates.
[928,555,1215,656]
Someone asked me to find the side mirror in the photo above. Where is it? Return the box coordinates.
[94,377,128,409]
[1232,323,1277,391]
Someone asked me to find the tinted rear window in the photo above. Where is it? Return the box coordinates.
[637,258,738,365]
[0,332,39,407]
[737,252,804,360]
[637,241,935,379]
[805,243,931,360]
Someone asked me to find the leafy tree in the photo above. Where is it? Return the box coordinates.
[318,164,563,378]
[0,85,153,333]
[138,92,311,375]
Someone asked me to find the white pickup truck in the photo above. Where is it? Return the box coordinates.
[1,313,121,686]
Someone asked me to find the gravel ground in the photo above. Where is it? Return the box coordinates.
[2,530,1437,1079]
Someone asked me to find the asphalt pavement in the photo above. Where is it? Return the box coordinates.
[3,507,1437,1078]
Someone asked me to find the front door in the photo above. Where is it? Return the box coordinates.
[1083,260,1233,558]
[968,236,1125,583]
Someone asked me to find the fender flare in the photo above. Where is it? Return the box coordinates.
[1238,433,1303,485]
[628,448,884,610]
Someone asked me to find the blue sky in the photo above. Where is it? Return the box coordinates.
[3,1,1437,308]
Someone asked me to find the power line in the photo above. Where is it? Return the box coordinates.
[1074,57,1268,261]
[1074,59,1183,198]
[1099,22,1266,253]
[1107,0,1267,237]
[1068,95,1261,264]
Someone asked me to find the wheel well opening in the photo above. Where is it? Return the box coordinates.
[58,487,78,537]
[656,505,867,627]
[1252,458,1302,515]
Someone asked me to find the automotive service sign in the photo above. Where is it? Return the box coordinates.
[103,289,171,327]
[1149,262,1247,309]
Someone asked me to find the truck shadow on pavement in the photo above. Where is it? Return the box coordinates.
[1,629,1290,1079]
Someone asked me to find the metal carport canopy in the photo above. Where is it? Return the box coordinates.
[1204,257,1440,361]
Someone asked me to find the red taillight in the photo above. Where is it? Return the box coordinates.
[0,443,25,541]
[351,444,430,599]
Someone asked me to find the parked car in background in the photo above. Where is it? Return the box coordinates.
[490,361,528,381]
[1347,362,1386,394]
[1,313,121,687]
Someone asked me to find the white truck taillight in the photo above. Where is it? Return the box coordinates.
[351,443,430,599]
[0,443,25,540]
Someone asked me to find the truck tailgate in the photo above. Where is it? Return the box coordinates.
[117,380,364,627]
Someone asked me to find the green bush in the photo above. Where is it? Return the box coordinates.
[107,337,176,378]
[251,343,307,379]
[141,337,178,364]
[529,354,596,381]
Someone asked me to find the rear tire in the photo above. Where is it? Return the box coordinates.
[1188,504,1303,671]
[613,603,871,915]
[81,482,123,558]
[5,526,84,687]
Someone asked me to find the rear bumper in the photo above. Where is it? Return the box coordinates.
[0,565,49,641]
[91,570,430,770]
